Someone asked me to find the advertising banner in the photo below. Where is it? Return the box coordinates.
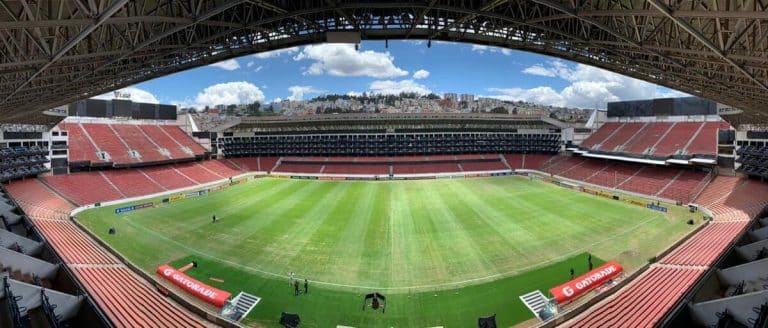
[114,202,154,214]
[115,205,134,214]
[156,264,231,308]
[169,194,184,203]
[549,261,623,304]
[647,203,668,213]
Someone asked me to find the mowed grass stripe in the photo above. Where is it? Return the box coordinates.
[390,181,436,286]
[286,182,357,278]
[251,181,340,270]
[359,183,394,286]
[324,182,380,285]
[278,182,353,273]
[79,176,689,291]
[436,181,511,275]
[419,181,498,282]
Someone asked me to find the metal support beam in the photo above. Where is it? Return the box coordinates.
[647,0,768,91]
[1,0,130,104]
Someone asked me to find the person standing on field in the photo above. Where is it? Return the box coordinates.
[304,279,308,294]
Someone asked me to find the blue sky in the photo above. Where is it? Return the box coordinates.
[98,40,688,109]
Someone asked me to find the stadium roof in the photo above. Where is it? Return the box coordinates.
[1,0,768,123]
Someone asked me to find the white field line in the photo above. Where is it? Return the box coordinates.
[122,213,660,292]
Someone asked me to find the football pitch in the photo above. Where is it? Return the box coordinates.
[77,176,694,327]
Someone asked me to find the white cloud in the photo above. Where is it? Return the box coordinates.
[246,61,255,67]
[272,97,282,103]
[368,79,431,95]
[288,85,322,101]
[492,60,690,108]
[347,91,363,97]
[412,69,430,79]
[209,59,240,71]
[252,47,299,59]
[93,87,159,104]
[487,87,566,107]
[194,81,264,107]
[522,65,556,77]
[471,45,512,56]
[253,65,263,73]
[293,44,408,78]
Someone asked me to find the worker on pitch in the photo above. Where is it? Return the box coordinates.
[212,214,217,223]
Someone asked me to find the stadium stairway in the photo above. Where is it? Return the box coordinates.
[62,122,107,165]
[581,122,622,150]
[110,124,168,163]
[624,122,673,155]
[160,125,207,156]
[138,125,196,160]
[3,179,211,327]
[140,165,197,190]
[81,124,135,165]
[565,176,768,327]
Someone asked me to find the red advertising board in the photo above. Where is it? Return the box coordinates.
[156,264,231,307]
[549,261,623,304]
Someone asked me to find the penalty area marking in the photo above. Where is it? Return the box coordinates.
[121,215,659,291]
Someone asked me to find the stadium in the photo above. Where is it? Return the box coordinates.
[1,1,768,328]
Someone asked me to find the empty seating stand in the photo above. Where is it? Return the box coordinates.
[140,166,197,190]
[60,121,207,168]
[653,122,703,156]
[101,170,165,198]
[580,121,723,159]
[566,174,766,328]
[41,172,123,205]
[110,124,167,163]
[540,156,710,204]
[160,125,207,156]
[269,154,513,176]
[80,124,134,164]
[62,123,106,165]
[4,180,74,221]
[3,181,209,327]
[40,160,236,206]
[173,162,223,184]
[138,125,196,160]
[0,146,50,183]
[580,122,621,149]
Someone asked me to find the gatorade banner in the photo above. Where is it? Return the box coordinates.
[549,261,623,304]
[156,264,231,307]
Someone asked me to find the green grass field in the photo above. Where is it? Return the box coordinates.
[77,176,696,327]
